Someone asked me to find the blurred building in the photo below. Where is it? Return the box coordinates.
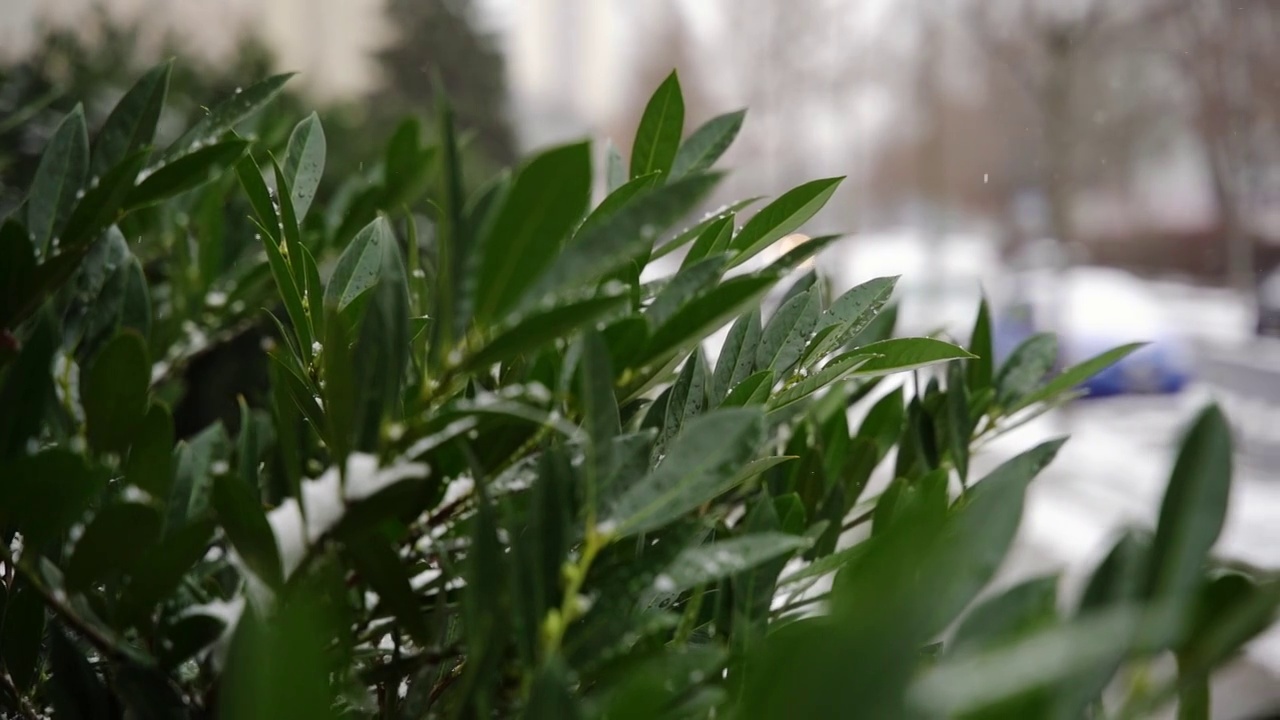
[0,0,391,103]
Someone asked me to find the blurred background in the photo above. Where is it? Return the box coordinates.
[2,0,1278,715]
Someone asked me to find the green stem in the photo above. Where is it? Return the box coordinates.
[1176,657,1210,720]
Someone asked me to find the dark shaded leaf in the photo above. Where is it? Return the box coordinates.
[125,139,249,211]
[90,60,170,176]
[81,329,150,453]
[162,73,293,162]
[283,112,326,220]
[65,501,163,591]
[214,471,283,588]
[27,103,88,253]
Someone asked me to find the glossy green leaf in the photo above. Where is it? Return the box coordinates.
[474,141,592,324]
[521,172,722,310]
[1010,342,1146,413]
[65,501,163,591]
[767,352,877,413]
[679,214,735,271]
[947,361,972,483]
[757,287,820,375]
[645,254,729,331]
[950,576,1059,656]
[642,274,777,368]
[161,72,293,162]
[630,71,684,179]
[90,60,170,176]
[670,109,745,179]
[81,330,150,453]
[658,348,708,451]
[729,177,843,268]
[580,173,659,238]
[119,256,150,339]
[996,333,1058,409]
[920,438,1067,634]
[326,216,392,312]
[214,471,283,588]
[604,408,765,537]
[651,196,760,261]
[1147,405,1233,609]
[125,139,249,211]
[711,309,761,404]
[846,338,975,379]
[803,275,898,365]
[652,532,811,600]
[27,103,89,254]
[722,369,774,407]
[236,156,279,242]
[283,112,326,220]
[165,422,230,533]
[464,293,627,371]
[967,296,994,392]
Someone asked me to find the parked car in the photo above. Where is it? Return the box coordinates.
[992,266,1194,398]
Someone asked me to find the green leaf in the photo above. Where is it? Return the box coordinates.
[630,71,684,179]
[729,177,844,268]
[214,471,283,588]
[0,578,46,691]
[946,362,972,485]
[651,532,811,597]
[520,173,722,311]
[0,220,37,330]
[721,370,774,408]
[711,309,761,404]
[651,197,760,261]
[119,256,150,340]
[950,576,1059,656]
[90,60,170,177]
[323,306,357,468]
[0,450,107,548]
[846,338,975,379]
[657,349,708,452]
[118,518,214,626]
[579,331,621,509]
[236,156,279,242]
[48,626,111,720]
[1147,405,1233,610]
[604,408,765,537]
[1180,572,1277,669]
[642,275,777,368]
[766,352,877,413]
[27,103,89,254]
[670,109,746,179]
[910,605,1152,718]
[679,214,735,271]
[464,293,628,372]
[996,333,1058,409]
[326,216,393,312]
[61,148,149,249]
[803,275,898,365]
[161,72,293,162]
[125,139,249,211]
[125,402,175,499]
[967,296,994,392]
[346,534,432,646]
[920,438,1067,634]
[756,287,820,374]
[580,173,660,238]
[474,141,592,324]
[352,223,411,450]
[81,330,150,453]
[283,112,326,220]
[65,501,163,591]
[165,423,230,533]
[1010,342,1146,413]
[0,307,55,457]
[645,254,729,330]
